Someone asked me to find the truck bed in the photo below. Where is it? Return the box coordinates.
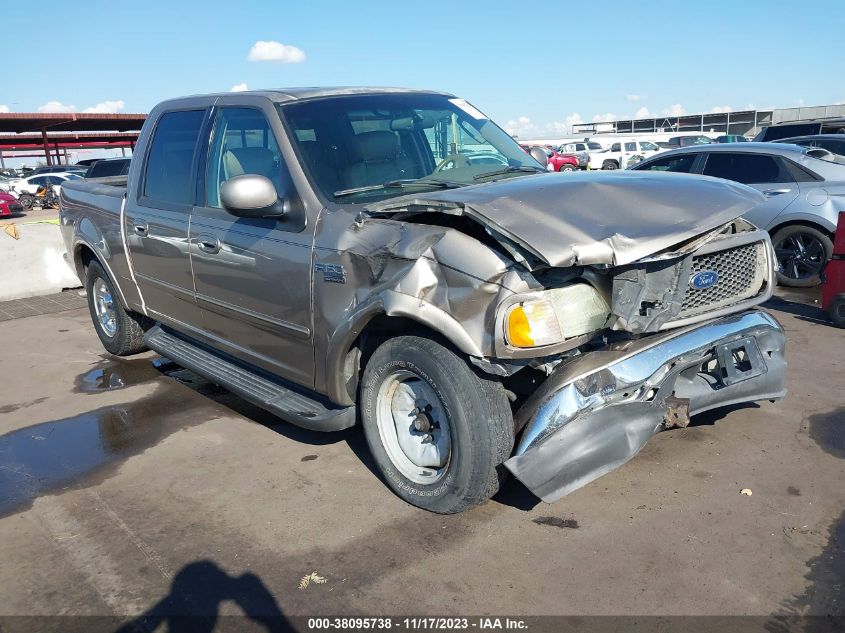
[61,177,126,218]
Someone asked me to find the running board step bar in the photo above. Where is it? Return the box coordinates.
[144,325,355,432]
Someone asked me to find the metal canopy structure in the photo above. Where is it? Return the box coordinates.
[0,112,146,166]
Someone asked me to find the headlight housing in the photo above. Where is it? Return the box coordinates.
[505,284,611,348]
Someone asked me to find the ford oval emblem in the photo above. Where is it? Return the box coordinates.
[690,270,719,290]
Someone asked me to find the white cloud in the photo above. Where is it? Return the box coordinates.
[662,104,686,117]
[592,112,616,123]
[247,40,305,63]
[626,94,647,102]
[231,82,249,92]
[795,98,805,107]
[565,112,584,127]
[0,105,9,113]
[635,106,651,118]
[709,105,732,114]
[504,116,537,137]
[37,100,76,113]
[83,100,125,114]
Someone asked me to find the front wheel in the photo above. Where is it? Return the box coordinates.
[559,164,576,172]
[771,224,832,287]
[85,260,152,355]
[602,160,619,170]
[18,193,33,209]
[360,336,514,513]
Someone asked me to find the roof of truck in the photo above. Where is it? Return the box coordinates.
[176,87,455,103]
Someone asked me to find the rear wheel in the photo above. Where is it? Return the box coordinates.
[85,260,152,356]
[830,295,845,328]
[771,224,832,287]
[360,336,514,513]
[602,160,619,170]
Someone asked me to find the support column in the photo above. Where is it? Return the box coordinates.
[0,150,5,169]
[41,129,52,166]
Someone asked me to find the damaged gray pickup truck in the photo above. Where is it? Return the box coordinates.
[60,88,786,513]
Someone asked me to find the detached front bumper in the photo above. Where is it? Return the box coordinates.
[504,310,786,502]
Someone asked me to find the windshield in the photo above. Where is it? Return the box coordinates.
[279,93,544,203]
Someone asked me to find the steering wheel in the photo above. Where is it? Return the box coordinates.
[434,153,471,173]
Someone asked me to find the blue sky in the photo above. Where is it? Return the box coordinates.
[1,0,844,142]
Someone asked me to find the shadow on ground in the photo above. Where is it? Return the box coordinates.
[114,560,293,633]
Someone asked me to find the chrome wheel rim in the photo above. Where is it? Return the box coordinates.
[93,278,117,337]
[774,232,826,280]
[375,370,451,484]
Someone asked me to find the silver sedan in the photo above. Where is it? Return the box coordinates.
[632,142,844,287]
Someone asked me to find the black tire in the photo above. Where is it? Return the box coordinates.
[360,336,514,514]
[559,164,576,172]
[602,160,619,170]
[831,295,845,328]
[85,260,151,356]
[771,224,833,288]
[19,193,33,209]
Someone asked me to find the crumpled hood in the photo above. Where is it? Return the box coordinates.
[372,171,765,267]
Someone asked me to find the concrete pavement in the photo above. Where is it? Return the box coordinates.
[0,292,842,627]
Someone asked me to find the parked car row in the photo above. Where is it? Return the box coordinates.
[632,141,844,287]
[0,157,131,212]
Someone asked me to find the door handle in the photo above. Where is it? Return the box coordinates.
[133,223,148,236]
[196,235,220,254]
[763,188,791,196]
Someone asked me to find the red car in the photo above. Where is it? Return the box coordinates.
[0,190,23,217]
[521,145,579,172]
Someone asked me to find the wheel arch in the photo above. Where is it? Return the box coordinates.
[73,240,130,309]
[768,218,835,241]
[324,292,484,406]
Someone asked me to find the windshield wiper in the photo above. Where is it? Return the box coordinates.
[333,178,464,198]
[472,165,546,181]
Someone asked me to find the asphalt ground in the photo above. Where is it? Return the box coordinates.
[0,286,842,632]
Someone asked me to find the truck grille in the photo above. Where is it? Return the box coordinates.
[679,241,767,318]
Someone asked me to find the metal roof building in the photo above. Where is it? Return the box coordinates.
[0,112,146,167]
[573,103,845,138]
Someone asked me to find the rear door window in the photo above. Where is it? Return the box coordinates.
[702,152,786,184]
[636,153,698,173]
[143,109,206,206]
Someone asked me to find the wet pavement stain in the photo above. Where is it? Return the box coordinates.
[788,486,802,496]
[301,455,318,462]
[532,516,579,529]
[807,407,845,459]
[0,383,219,519]
[0,397,49,414]
[73,357,177,394]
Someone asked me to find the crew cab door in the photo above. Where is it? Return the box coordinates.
[700,152,799,230]
[124,107,208,329]
[189,104,315,387]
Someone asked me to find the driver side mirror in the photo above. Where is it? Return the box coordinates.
[220,174,288,219]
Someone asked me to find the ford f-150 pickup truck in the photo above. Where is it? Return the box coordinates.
[60,88,786,513]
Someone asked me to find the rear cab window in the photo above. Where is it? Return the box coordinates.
[142,109,206,208]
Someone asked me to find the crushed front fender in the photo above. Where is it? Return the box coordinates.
[504,310,786,502]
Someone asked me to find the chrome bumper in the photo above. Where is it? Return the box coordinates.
[504,310,786,502]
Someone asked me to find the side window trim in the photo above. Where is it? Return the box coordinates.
[137,106,210,213]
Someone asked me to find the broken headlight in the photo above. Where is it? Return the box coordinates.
[505,284,611,348]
